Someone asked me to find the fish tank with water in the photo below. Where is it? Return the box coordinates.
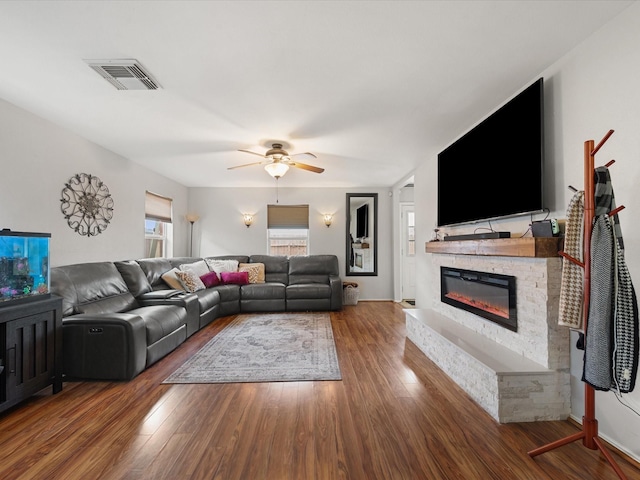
[0,229,51,306]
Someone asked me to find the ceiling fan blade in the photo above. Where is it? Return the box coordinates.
[238,149,267,158]
[289,161,324,173]
[289,152,317,159]
[227,161,267,170]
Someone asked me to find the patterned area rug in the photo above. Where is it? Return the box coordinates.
[162,312,342,384]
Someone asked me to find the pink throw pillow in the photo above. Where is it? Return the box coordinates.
[220,271,249,285]
[200,271,220,288]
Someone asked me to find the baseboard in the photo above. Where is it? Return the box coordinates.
[355,299,394,302]
[567,415,640,468]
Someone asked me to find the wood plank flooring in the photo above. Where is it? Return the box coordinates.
[0,301,638,479]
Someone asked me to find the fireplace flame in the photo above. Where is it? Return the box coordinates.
[445,292,509,319]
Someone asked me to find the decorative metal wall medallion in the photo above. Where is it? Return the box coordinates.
[60,173,114,236]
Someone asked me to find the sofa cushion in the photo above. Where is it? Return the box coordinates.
[168,257,203,269]
[179,260,209,277]
[175,270,206,292]
[210,284,241,302]
[161,268,185,291]
[129,304,186,345]
[250,255,289,284]
[205,258,239,278]
[77,292,139,315]
[137,258,174,288]
[288,255,339,285]
[192,288,220,312]
[221,271,249,285]
[206,255,249,264]
[239,263,264,284]
[241,282,285,300]
[50,267,78,316]
[50,262,137,316]
[200,271,220,288]
[115,260,153,297]
[286,283,332,299]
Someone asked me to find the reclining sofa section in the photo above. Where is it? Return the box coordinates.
[50,254,342,381]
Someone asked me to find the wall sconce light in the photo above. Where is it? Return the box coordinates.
[323,214,333,228]
[243,213,254,228]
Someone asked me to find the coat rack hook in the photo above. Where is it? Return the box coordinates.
[605,159,616,168]
[568,185,578,192]
[558,251,584,268]
[609,205,625,217]
[591,129,614,156]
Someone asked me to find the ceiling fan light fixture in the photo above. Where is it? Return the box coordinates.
[265,162,289,179]
[265,143,288,159]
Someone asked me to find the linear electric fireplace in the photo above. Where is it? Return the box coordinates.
[440,266,517,331]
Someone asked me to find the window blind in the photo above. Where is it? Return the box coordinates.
[267,204,309,229]
[145,191,173,223]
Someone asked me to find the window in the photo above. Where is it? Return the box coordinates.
[406,210,415,256]
[145,191,173,258]
[267,204,309,256]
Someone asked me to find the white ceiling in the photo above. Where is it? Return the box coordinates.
[0,1,633,188]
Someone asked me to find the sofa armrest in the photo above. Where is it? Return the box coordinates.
[329,275,343,310]
[138,290,184,300]
[62,313,147,380]
[137,291,200,338]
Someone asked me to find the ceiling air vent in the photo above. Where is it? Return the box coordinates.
[84,59,161,90]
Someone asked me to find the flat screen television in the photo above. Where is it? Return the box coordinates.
[437,78,545,227]
[356,204,368,238]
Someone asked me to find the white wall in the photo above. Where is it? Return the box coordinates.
[0,97,189,266]
[414,2,640,461]
[0,93,396,299]
[188,186,394,301]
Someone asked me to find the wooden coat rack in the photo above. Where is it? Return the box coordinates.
[527,129,629,479]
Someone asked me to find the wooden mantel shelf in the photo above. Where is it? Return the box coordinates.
[425,237,562,258]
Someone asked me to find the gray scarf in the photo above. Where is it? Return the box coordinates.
[582,167,638,393]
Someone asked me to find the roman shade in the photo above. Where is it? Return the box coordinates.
[145,191,173,223]
[267,204,309,229]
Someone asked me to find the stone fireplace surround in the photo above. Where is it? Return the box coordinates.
[406,238,571,423]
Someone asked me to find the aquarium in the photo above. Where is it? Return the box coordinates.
[0,229,51,305]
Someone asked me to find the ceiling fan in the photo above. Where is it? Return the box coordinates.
[229,143,324,179]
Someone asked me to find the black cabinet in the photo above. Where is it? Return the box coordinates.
[0,296,63,413]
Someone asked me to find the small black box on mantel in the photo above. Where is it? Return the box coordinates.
[531,219,559,237]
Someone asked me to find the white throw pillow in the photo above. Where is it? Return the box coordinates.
[179,260,209,278]
[161,268,186,291]
[205,259,239,279]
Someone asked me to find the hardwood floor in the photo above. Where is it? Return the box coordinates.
[0,301,638,479]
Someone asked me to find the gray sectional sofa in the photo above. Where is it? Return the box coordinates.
[50,254,342,381]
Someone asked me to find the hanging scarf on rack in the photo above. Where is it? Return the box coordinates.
[594,166,624,250]
[582,166,638,393]
[583,215,615,390]
[558,190,585,329]
[613,235,639,393]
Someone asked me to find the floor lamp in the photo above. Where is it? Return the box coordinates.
[186,213,199,256]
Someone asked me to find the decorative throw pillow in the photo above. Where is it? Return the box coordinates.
[200,271,221,288]
[161,268,186,291]
[175,270,206,292]
[238,263,265,284]
[179,260,210,278]
[220,271,249,285]
[205,259,239,279]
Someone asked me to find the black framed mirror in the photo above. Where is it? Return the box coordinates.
[346,193,378,276]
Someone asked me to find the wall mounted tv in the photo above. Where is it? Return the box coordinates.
[437,78,545,227]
